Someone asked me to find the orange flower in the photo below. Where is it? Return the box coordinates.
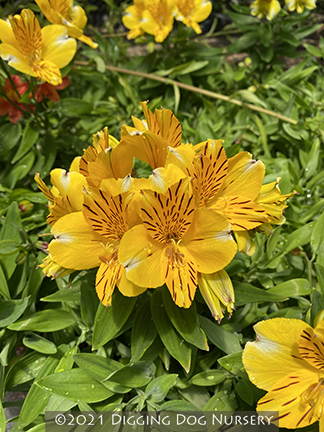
[36,76,70,102]
[0,75,33,123]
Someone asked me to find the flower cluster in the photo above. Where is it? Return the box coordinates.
[0,1,96,86]
[122,0,212,42]
[250,0,316,21]
[243,318,324,430]
[36,102,294,321]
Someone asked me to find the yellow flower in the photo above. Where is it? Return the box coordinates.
[122,0,147,40]
[250,0,281,20]
[243,318,324,430]
[140,0,177,42]
[235,178,296,255]
[120,101,183,169]
[0,9,76,85]
[175,0,212,34]
[39,253,73,279]
[118,178,237,308]
[48,186,145,306]
[285,0,316,13]
[79,127,133,189]
[35,0,98,48]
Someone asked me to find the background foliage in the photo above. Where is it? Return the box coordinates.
[0,1,323,431]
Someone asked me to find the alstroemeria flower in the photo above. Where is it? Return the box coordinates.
[122,0,147,40]
[243,318,324,430]
[0,75,33,123]
[250,0,281,20]
[48,187,145,305]
[175,0,212,34]
[36,75,70,102]
[140,0,177,42]
[120,101,182,169]
[119,178,237,308]
[234,178,296,255]
[0,9,76,85]
[34,0,98,48]
[285,0,316,13]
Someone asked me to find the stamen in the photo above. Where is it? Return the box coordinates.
[300,378,324,418]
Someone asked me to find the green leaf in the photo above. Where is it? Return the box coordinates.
[74,353,130,394]
[92,290,137,349]
[41,287,80,303]
[131,299,157,362]
[218,351,244,375]
[107,361,155,388]
[189,370,226,387]
[151,288,191,372]
[59,98,93,116]
[159,400,199,411]
[203,390,237,411]
[199,316,241,354]
[0,123,21,157]
[234,282,284,306]
[5,351,47,391]
[267,279,311,297]
[238,90,267,108]
[80,282,99,328]
[0,296,29,327]
[0,333,17,366]
[254,116,270,157]
[12,121,39,163]
[162,288,208,351]
[23,332,57,354]
[0,202,22,279]
[0,266,10,300]
[37,369,113,402]
[315,263,324,296]
[311,211,324,256]
[311,290,324,325]
[0,239,20,255]
[8,309,75,332]
[235,379,254,405]
[145,374,178,403]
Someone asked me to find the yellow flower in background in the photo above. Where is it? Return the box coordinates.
[0,9,76,85]
[119,178,237,308]
[35,0,98,48]
[141,0,177,43]
[250,0,281,20]
[285,0,316,13]
[122,0,147,40]
[243,318,324,430]
[175,0,212,34]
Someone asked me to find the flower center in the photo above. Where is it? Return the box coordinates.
[300,377,324,418]
[165,239,185,269]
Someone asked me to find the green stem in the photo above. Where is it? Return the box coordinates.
[75,61,298,125]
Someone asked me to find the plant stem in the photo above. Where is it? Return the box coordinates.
[75,61,298,125]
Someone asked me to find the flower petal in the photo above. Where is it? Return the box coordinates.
[242,318,314,391]
[41,24,76,69]
[50,212,106,269]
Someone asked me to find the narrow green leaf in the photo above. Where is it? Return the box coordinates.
[59,98,93,116]
[159,400,199,411]
[107,361,155,388]
[0,297,29,327]
[8,310,75,332]
[189,370,226,386]
[311,211,324,256]
[0,240,20,255]
[0,123,21,157]
[0,202,22,280]
[41,287,80,303]
[151,289,191,372]
[267,279,311,297]
[254,116,270,157]
[12,121,39,163]
[23,332,57,354]
[92,290,137,349]
[234,282,285,306]
[5,351,47,391]
[0,334,17,366]
[0,265,10,300]
[199,316,241,354]
[315,263,324,296]
[145,374,178,403]
[235,380,254,405]
[203,390,237,411]
[218,351,244,375]
[37,369,113,402]
[162,288,208,351]
[131,299,157,362]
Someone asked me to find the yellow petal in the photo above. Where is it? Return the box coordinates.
[192,0,212,22]
[50,212,106,269]
[77,34,98,49]
[256,369,319,429]
[34,173,54,203]
[9,9,42,56]
[50,168,87,211]
[118,271,147,297]
[41,25,77,69]
[298,326,324,370]
[0,19,20,49]
[234,230,256,256]
[95,261,122,306]
[242,318,314,391]
[198,272,224,322]
[118,224,165,288]
[69,156,81,173]
[40,253,73,279]
[200,269,235,316]
[165,143,196,176]
[0,43,34,76]
[35,60,62,85]
[183,207,237,274]
[70,5,87,29]
[132,164,187,194]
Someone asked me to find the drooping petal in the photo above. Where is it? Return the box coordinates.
[50,168,87,212]
[70,5,87,29]
[234,230,256,256]
[95,260,122,306]
[118,224,165,288]
[199,269,235,316]
[41,25,77,69]
[242,318,314,391]
[49,212,106,269]
[183,207,237,274]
